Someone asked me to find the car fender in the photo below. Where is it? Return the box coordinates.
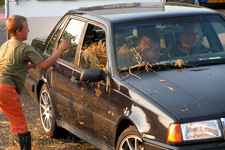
[36,72,50,103]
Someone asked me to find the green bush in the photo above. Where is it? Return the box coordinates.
[0,0,5,7]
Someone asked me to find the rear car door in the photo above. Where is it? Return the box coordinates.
[45,16,93,133]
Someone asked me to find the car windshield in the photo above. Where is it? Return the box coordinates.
[114,15,225,71]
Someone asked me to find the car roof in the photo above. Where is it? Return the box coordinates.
[67,2,218,24]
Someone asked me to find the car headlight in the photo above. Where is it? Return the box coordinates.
[181,120,222,141]
[167,119,222,143]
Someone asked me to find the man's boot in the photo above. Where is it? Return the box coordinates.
[18,131,31,150]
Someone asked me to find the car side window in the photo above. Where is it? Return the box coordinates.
[80,24,107,71]
[59,19,85,64]
[46,19,67,54]
[210,19,225,50]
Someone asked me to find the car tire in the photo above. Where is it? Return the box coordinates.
[116,126,144,150]
[39,84,59,138]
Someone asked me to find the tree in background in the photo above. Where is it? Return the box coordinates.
[0,0,5,7]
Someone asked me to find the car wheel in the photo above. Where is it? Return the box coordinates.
[116,126,144,150]
[39,84,58,137]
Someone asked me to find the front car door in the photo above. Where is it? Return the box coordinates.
[77,22,114,145]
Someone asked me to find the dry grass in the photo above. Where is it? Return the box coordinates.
[81,40,107,71]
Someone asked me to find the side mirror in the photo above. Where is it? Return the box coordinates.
[80,69,106,82]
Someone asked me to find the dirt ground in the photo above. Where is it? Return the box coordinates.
[0,19,99,150]
[0,89,99,150]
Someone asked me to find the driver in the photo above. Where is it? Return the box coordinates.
[174,23,199,57]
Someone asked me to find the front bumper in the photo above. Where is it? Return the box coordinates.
[143,138,225,150]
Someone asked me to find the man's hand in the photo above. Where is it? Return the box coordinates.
[58,40,71,53]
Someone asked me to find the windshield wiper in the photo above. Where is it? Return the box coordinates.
[194,59,225,67]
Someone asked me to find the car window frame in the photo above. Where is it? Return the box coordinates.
[57,18,86,65]
[44,15,70,56]
[45,15,87,68]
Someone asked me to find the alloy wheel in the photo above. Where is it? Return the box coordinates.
[40,89,52,132]
[119,135,144,150]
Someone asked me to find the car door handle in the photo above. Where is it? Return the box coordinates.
[52,63,59,70]
[71,77,82,86]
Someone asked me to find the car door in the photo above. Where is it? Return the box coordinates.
[46,16,113,144]
[77,22,114,145]
[45,16,93,133]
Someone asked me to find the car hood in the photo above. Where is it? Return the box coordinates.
[121,64,225,122]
